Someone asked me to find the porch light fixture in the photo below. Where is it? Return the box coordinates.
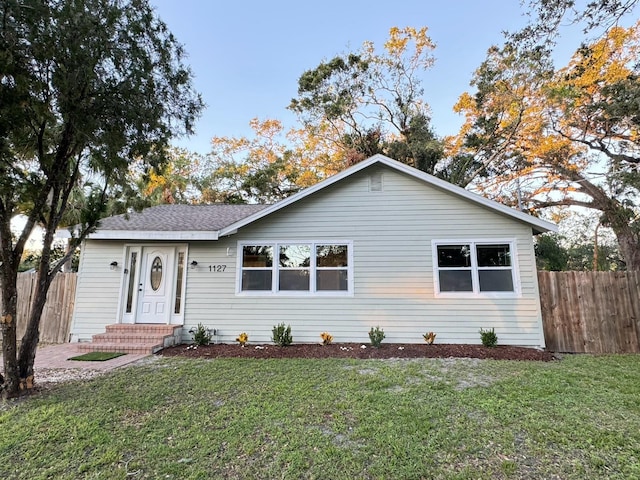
[190,260,198,269]
[110,261,118,270]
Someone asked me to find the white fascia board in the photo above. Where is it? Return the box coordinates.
[219,154,557,236]
[87,230,219,241]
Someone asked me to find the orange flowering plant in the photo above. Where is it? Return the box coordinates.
[320,332,334,345]
[236,332,248,346]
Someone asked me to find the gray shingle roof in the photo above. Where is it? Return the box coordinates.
[97,204,269,232]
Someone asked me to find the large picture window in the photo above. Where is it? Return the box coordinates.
[433,241,517,295]
[239,242,352,295]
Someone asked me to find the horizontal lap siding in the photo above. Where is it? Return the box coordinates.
[184,166,544,347]
[70,241,123,341]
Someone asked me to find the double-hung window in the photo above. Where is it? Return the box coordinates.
[241,245,274,291]
[279,244,311,291]
[239,242,352,295]
[433,240,518,296]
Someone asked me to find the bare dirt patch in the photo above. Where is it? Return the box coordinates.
[159,342,556,361]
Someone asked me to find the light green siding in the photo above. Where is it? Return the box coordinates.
[70,241,124,341]
[184,166,544,347]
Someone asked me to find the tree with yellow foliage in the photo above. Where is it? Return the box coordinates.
[451,23,640,269]
[289,27,446,176]
[204,27,459,204]
[133,148,204,205]
[202,118,346,203]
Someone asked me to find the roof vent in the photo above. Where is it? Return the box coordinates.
[369,172,383,192]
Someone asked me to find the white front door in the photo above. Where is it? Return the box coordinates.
[136,247,175,324]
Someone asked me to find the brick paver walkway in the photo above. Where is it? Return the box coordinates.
[1,343,149,372]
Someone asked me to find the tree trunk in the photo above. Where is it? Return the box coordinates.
[17,272,52,389]
[17,220,57,390]
[1,267,20,398]
[583,183,640,272]
[613,224,640,271]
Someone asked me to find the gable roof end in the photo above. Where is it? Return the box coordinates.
[218,154,557,236]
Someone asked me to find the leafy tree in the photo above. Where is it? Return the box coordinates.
[535,229,624,271]
[204,119,296,203]
[289,27,451,178]
[203,118,345,203]
[0,0,203,398]
[133,147,204,205]
[566,243,625,271]
[207,27,454,204]
[450,23,640,270]
[19,242,80,273]
[535,234,569,271]
[511,0,639,46]
[448,43,555,188]
[385,114,445,174]
[561,214,626,271]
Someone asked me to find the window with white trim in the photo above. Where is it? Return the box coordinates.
[239,242,351,294]
[434,241,517,295]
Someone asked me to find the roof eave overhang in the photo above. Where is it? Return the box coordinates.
[86,230,220,241]
[532,224,558,235]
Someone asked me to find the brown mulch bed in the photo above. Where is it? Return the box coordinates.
[159,343,556,361]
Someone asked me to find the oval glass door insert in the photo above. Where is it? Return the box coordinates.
[150,256,163,291]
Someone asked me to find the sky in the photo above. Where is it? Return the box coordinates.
[150,0,581,156]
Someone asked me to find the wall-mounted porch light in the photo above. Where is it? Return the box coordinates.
[110,261,118,270]
[190,260,198,269]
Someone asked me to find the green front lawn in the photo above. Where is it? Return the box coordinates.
[1,355,639,479]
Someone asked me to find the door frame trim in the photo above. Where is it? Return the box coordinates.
[115,243,189,325]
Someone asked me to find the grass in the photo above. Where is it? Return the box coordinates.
[1,355,639,479]
[68,352,126,362]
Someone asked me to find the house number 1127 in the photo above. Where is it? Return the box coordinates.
[209,265,227,272]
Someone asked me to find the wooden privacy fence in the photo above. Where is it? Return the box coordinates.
[539,271,640,353]
[1,272,77,344]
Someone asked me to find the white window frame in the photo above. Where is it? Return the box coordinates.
[431,239,521,298]
[236,240,354,296]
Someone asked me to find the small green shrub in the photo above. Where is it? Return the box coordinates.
[190,323,212,346]
[272,323,293,346]
[368,326,385,348]
[479,327,498,347]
